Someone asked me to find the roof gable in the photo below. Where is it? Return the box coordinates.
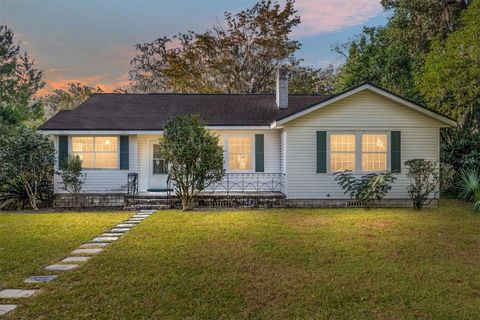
[272,83,456,127]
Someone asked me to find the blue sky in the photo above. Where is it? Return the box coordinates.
[0,0,388,94]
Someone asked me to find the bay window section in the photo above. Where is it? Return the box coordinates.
[330,134,355,172]
[71,137,118,169]
[228,137,252,171]
[362,134,387,171]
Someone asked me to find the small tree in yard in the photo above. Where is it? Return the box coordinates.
[405,159,439,210]
[57,155,86,207]
[334,171,396,209]
[0,127,54,210]
[159,114,225,210]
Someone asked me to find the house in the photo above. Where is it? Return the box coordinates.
[38,68,455,208]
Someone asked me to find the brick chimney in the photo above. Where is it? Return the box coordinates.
[276,66,288,109]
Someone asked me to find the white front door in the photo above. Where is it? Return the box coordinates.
[148,141,168,191]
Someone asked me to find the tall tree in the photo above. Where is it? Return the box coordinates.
[416,0,480,123]
[43,82,103,118]
[130,0,301,93]
[335,0,469,98]
[289,65,336,95]
[0,25,44,130]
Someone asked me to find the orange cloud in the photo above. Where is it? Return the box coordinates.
[38,73,130,96]
[293,0,383,37]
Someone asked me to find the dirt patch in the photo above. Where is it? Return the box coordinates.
[284,215,333,230]
[360,219,395,229]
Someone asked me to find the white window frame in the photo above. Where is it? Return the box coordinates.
[69,136,120,170]
[219,134,256,173]
[327,131,391,174]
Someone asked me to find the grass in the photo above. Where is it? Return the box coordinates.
[0,211,131,288]
[4,200,480,319]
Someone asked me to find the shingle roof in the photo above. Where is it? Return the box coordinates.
[38,93,331,130]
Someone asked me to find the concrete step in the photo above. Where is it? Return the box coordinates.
[131,198,171,204]
[129,204,171,210]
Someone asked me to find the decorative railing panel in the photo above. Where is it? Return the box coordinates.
[127,173,138,196]
[205,173,285,194]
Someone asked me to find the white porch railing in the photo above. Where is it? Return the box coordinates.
[204,173,285,194]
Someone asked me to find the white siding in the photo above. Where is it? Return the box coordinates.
[284,90,442,199]
[135,130,281,192]
[54,135,138,193]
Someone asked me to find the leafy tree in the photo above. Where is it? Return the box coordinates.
[335,0,468,99]
[334,171,396,209]
[43,82,103,118]
[404,159,439,209]
[0,25,44,131]
[0,127,54,210]
[130,0,300,93]
[57,155,86,207]
[159,115,225,210]
[416,0,480,122]
[289,65,336,94]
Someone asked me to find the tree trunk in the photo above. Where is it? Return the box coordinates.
[181,196,192,211]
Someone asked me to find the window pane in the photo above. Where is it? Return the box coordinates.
[330,153,355,172]
[95,137,117,152]
[330,134,355,152]
[228,137,252,170]
[362,134,387,152]
[72,137,93,152]
[153,159,167,174]
[153,144,161,159]
[95,153,117,169]
[73,152,94,169]
[362,153,387,171]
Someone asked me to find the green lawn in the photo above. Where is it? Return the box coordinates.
[0,211,131,288]
[4,200,480,319]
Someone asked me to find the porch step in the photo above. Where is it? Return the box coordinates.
[129,204,171,210]
[130,198,170,205]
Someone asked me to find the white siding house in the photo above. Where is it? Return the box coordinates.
[40,81,455,207]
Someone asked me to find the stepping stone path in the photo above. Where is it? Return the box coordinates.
[0,210,156,316]
[24,275,58,283]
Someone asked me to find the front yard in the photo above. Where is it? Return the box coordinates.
[2,200,480,319]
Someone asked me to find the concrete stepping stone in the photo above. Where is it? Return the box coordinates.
[125,221,141,224]
[0,304,17,315]
[101,233,124,237]
[62,256,90,263]
[129,217,146,220]
[116,224,135,228]
[45,264,78,271]
[24,275,58,283]
[134,214,150,218]
[72,248,102,254]
[0,289,38,298]
[92,236,118,242]
[80,242,110,248]
[139,210,155,214]
[111,228,130,232]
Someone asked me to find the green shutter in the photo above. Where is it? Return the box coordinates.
[255,134,264,172]
[58,135,68,169]
[391,131,401,173]
[317,131,327,173]
[120,136,129,170]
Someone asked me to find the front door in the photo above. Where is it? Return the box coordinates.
[148,142,168,191]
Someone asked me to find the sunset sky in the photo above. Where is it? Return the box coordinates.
[0,0,389,95]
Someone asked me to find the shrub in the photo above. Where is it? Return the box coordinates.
[0,126,54,210]
[334,171,396,209]
[439,162,456,193]
[159,114,225,210]
[57,154,86,207]
[405,159,439,209]
[458,169,480,212]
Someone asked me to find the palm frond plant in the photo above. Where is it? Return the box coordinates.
[458,169,480,213]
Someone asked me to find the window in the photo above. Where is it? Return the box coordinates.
[72,137,118,169]
[362,133,387,171]
[152,144,167,174]
[330,134,355,172]
[228,137,252,170]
